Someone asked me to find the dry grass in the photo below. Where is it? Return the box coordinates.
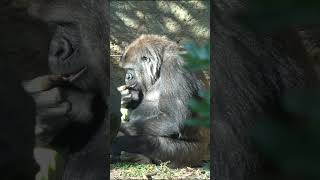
[111,162,210,180]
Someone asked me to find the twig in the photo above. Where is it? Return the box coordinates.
[111,54,122,57]
[145,172,157,180]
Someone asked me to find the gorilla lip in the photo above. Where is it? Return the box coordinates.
[129,84,137,88]
[62,67,87,82]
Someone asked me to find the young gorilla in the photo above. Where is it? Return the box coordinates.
[112,35,210,168]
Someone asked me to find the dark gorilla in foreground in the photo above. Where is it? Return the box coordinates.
[212,0,318,179]
[22,0,117,180]
[112,35,210,168]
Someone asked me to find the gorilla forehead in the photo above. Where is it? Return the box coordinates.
[29,0,107,26]
[120,35,172,67]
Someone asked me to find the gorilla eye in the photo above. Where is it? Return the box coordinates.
[141,56,149,62]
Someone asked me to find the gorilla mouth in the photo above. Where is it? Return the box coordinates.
[129,83,137,88]
[61,67,87,82]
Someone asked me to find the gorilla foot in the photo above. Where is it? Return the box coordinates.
[119,151,152,164]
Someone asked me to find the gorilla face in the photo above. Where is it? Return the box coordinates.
[29,0,108,93]
[121,44,162,95]
[25,0,111,151]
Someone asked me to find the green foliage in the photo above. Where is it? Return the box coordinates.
[253,91,320,179]
[181,42,210,128]
[40,152,65,180]
[181,42,210,71]
[185,90,210,128]
[111,162,156,178]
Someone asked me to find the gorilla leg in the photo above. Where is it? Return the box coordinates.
[112,135,208,167]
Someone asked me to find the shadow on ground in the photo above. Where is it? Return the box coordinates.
[110,0,210,55]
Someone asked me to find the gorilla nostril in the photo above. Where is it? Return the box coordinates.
[55,47,65,58]
[50,37,74,62]
[126,73,133,81]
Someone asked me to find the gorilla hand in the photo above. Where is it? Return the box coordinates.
[22,75,95,146]
[117,85,142,109]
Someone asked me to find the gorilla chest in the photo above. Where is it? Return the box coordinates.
[129,90,160,122]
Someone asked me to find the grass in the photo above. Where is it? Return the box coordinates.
[111,162,210,180]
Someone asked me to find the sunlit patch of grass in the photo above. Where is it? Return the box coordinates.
[110,162,210,180]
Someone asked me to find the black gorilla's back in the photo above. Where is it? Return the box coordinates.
[212,0,318,179]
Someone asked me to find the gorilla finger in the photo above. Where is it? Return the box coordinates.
[121,94,132,105]
[32,87,63,107]
[22,75,61,93]
[117,85,129,92]
[64,91,94,123]
[120,89,130,96]
[37,102,71,118]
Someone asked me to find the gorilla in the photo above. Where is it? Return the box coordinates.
[212,0,319,179]
[112,35,210,168]
[21,0,119,179]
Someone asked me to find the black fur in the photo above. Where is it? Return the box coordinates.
[212,0,318,179]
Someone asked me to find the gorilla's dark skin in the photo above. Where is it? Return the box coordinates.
[23,0,118,180]
[212,0,318,179]
[112,35,210,168]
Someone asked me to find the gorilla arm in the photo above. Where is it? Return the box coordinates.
[114,90,208,167]
[119,88,182,137]
[112,131,208,167]
[120,112,181,137]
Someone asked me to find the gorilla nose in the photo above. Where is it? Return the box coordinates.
[126,73,133,81]
[49,38,73,62]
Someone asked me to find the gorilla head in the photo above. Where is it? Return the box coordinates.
[29,0,108,93]
[120,35,171,94]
